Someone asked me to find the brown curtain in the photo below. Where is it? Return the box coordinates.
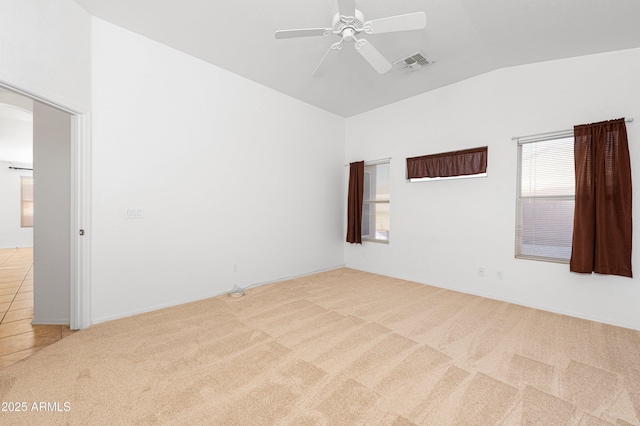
[346,161,364,244]
[407,146,487,179]
[570,118,632,277]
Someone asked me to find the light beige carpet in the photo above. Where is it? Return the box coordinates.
[1,268,639,425]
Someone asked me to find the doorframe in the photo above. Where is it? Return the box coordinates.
[0,79,91,330]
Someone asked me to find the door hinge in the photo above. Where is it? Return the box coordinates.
[79,229,85,236]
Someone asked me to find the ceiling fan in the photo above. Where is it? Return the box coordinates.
[275,0,426,75]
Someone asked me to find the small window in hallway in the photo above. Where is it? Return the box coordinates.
[20,176,33,228]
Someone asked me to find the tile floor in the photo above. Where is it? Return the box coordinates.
[0,247,75,369]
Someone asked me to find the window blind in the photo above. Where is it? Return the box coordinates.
[362,161,390,242]
[515,134,575,262]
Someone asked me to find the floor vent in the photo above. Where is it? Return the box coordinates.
[394,51,433,74]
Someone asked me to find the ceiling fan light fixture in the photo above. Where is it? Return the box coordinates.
[342,27,356,41]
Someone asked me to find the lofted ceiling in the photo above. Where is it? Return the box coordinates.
[72,0,640,117]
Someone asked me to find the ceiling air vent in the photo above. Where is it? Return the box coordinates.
[394,51,433,74]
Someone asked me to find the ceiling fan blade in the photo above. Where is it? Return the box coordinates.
[355,39,392,74]
[313,41,343,76]
[366,12,426,34]
[275,28,330,39]
[337,0,356,17]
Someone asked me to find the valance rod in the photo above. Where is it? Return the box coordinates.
[512,117,634,144]
[344,157,391,167]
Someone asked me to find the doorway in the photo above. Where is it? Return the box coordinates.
[0,82,90,330]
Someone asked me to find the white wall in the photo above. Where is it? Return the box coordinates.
[90,19,345,323]
[0,0,91,112]
[345,47,640,330]
[0,161,33,248]
[32,102,72,324]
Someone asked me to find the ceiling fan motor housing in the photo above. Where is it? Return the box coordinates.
[333,9,365,41]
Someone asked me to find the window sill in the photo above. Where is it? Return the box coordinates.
[362,238,389,244]
[515,254,569,265]
[408,173,487,183]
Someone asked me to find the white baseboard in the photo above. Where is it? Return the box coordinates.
[345,265,640,331]
[91,264,347,325]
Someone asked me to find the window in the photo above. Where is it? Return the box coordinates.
[362,161,390,243]
[515,134,574,262]
[20,176,34,228]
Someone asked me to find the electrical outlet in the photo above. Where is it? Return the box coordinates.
[496,271,504,280]
[478,267,485,277]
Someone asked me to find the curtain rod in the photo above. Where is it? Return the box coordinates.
[512,117,634,142]
[344,157,391,167]
[8,166,33,171]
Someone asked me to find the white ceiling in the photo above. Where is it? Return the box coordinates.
[73,0,640,117]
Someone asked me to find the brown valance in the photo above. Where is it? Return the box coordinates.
[406,146,488,179]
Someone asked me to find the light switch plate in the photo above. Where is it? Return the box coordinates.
[124,208,144,219]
